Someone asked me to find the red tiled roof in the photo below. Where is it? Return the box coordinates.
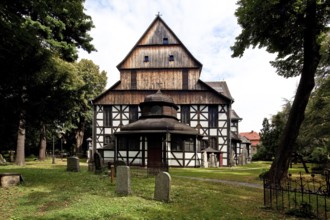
[240,131,260,146]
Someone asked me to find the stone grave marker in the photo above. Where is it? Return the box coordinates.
[67,156,80,172]
[154,172,171,202]
[115,166,131,196]
[0,154,7,165]
[94,152,105,174]
[0,173,22,187]
[9,151,15,162]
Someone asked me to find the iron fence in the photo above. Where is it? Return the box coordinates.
[263,172,330,219]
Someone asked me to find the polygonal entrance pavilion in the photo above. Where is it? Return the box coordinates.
[114,90,203,171]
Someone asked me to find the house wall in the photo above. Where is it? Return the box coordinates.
[94,103,230,166]
[119,69,201,90]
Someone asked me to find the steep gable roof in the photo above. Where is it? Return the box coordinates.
[117,15,202,70]
[231,110,242,121]
[202,81,234,101]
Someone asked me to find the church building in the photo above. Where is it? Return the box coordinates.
[92,15,242,167]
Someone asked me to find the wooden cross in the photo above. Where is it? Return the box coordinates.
[156,12,162,17]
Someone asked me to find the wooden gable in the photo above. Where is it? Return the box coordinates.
[117,16,202,70]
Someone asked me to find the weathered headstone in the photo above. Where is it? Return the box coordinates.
[0,173,22,187]
[202,152,208,168]
[209,153,215,167]
[67,156,80,172]
[8,151,15,162]
[0,154,6,165]
[94,152,104,174]
[115,166,131,196]
[154,172,171,202]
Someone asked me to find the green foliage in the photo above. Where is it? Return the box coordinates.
[0,0,96,162]
[256,101,291,161]
[286,202,316,219]
[232,0,329,78]
[297,73,330,163]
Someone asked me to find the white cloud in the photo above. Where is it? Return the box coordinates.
[79,0,299,133]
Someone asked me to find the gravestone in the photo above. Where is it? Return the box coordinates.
[67,156,80,172]
[115,166,131,196]
[0,173,22,187]
[202,152,208,168]
[209,153,215,167]
[0,154,6,165]
[8,151,15,162]
[94,152,104,174]
[154,172,171,202]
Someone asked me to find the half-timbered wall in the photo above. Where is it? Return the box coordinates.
[94,103,230,166]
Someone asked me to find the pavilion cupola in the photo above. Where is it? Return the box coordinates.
[139,90,179,120]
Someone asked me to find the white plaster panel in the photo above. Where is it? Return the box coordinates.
[119,151,126,157]
[201,106,208,112]
[190,121,198,127]
[172,152,183,159]
[200,121,208,127]
[97,120,104,126]
[209,129,217,136]
[113,120,120,126]
[185,153,194,158]
[190,113,197,120]
[104,151,114,158]
[96,128,102,134]
[129,151,140,157]
[219,113,227,120]
[104,128,112,134]
[96,113,103,119]
[168,160,180,166]
[219,121,226,127]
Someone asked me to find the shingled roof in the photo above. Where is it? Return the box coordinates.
[203,81,234,101]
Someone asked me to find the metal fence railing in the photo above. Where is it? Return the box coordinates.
[263,172,330,219]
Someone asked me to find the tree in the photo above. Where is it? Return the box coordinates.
[69,59,107,155]
[232,0,329,183]
[28,57,82,160]
[297,73,330,165]
[0,0,95,165]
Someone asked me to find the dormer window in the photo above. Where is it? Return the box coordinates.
[144,56,149,62]
[169,55,174,61]
[163,37,169,44]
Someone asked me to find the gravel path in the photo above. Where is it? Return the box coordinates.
[173,175,263,189]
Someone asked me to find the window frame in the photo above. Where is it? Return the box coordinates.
[104,106,112,127]
[208,105,218,128]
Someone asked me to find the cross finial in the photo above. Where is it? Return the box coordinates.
[156,12,162,17]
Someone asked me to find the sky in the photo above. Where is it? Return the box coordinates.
[78,0,299,133]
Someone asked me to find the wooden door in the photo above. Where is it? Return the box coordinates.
[147,135,163,168]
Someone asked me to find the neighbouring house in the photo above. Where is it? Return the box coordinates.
[240,130,261,158]
[91,15,244,167]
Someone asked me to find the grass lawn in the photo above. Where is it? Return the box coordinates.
[0,159,307,219]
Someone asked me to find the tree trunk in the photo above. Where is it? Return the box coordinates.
[15,110,26,166]
[268,0,321,184]
[38,124,47,160]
